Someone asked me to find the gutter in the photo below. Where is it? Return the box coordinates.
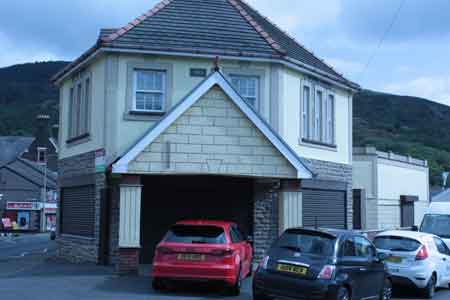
[52,47,360,92]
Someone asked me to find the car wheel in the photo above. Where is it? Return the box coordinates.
[253,293,272,300]
[380,279,392,300]
[227,267,242,296]
[152,278,165,292]
[337,286,350,300]
[421,274,436,299]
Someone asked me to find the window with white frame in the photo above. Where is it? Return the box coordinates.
[325,94,335,144]
[133,69,166,112]
[301,85,310,139]
[230,75,259,108]
[68,76,91,140]
[301,82,335,146]
[314,89,323,141]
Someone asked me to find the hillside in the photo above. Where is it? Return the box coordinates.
[354,90,450,185]
[0,61,68,136]
[0,62,449,185]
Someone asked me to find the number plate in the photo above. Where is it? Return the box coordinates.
[277,264,308,275]
[386,256,403,263]
[177,253,205,261]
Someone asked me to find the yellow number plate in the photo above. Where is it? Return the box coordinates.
[177,253,205,261]
[277,264,308,275]
[386,256,402,263]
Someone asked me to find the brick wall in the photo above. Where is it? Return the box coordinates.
[57,150,105,264]
[128,87,297,178]
[303,158,353,229]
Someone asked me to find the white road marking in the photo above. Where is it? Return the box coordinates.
[20,252,28,257]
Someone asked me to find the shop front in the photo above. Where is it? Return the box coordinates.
[3,201,41,232]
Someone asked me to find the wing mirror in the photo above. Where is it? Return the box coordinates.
[411,225,419,231]
[377,252,387,261]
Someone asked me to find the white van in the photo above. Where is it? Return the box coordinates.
[419,202,450,248]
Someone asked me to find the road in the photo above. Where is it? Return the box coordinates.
[1,234,450,299]
[0,233,56,258]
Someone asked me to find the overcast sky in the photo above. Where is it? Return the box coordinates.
[1,0,450,105]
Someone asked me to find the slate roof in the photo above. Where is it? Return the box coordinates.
[53,0,358,88]
[3,158,56,189]
[0,136,34,167]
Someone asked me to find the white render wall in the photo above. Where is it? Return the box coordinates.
[353,150,429,230]
[281,68,352,165]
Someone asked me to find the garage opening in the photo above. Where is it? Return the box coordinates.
[140,175,254,263]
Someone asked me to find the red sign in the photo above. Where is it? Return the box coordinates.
[7,202,33,210]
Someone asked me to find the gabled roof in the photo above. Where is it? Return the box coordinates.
[0,136,34,167]
[2,158,57,189]
[52,0,358,89]
[112,70,313,179]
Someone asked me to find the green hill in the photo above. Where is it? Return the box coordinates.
[0,61,68,136]
[354,90,450,185]
[0,62,449,185]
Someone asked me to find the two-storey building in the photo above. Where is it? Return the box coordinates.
[52,0,359,272]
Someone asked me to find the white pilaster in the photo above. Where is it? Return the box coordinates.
[119,184,142,248]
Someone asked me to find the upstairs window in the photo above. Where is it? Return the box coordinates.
[230,75,259,108]
[301,82,335,146]
[68,76,91,140]
[133,69,166,112]
[37,147,47,164]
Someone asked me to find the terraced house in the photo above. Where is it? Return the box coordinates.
[52,0,359,272]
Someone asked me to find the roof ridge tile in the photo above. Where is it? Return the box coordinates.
[102,0,174,43]
[235,0,343,76]
[226,0,286,55]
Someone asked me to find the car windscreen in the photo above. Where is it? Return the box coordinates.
[420,214,450,239]
[373,236,421,252]
[164,225,227,244]
[275,230,336,256]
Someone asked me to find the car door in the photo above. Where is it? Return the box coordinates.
[355,236,385,297]
[229,225,251,276]
[338,236,369,300]
[434,237,450,285]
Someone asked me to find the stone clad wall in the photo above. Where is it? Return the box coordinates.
[57,151,105,264]
[128,86,297,178]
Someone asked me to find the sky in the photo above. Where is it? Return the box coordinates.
[1,0,450,105]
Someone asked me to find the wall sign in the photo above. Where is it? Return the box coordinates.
[190,68,207,77]
[6,202,41,211]
[95,149,106,173]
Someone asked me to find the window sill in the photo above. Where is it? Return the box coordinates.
[300,138,337,151]
[123,110,166,121]
[66,133,90,146]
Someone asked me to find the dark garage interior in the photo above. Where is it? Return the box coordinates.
[140,175,255,263]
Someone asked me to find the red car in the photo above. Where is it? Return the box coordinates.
[152,220,253,295]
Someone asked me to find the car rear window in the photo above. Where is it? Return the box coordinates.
[275,230,336,256]
[374,236,421,252]
[420,214,450,238]
[164,225,227,244]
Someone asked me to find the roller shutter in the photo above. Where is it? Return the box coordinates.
[61,185,96,237]
[302,189,346,229]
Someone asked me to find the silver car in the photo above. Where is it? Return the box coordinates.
[374,230,450,298]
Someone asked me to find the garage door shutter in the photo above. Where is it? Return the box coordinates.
[302,189,346,229]
[61,185,96,237]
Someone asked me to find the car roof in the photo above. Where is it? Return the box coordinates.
[175,220,236,228]
[376,230,438,241]
[286,227,364,239]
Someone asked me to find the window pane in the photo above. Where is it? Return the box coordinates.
[326,95,334,144]
[69,88,75,138]
[136,92,163,111]
[136,70,164,91]
[76,84,82,136]
[230,75,259,108]
[302,86,310,138]
[314,90,322,141]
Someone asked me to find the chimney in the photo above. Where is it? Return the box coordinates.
[35,114,50,147]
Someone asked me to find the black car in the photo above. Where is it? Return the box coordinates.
[253,228,392,300]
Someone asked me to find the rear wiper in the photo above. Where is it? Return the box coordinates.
[389,248,408,251]
[191,240,208,244]
[280,245,302,252]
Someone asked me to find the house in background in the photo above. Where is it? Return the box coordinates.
[353,147,429,230]
[52,0,358,272]
[0,115,59,231]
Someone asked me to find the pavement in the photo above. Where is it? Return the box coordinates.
[1,234,450,300]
